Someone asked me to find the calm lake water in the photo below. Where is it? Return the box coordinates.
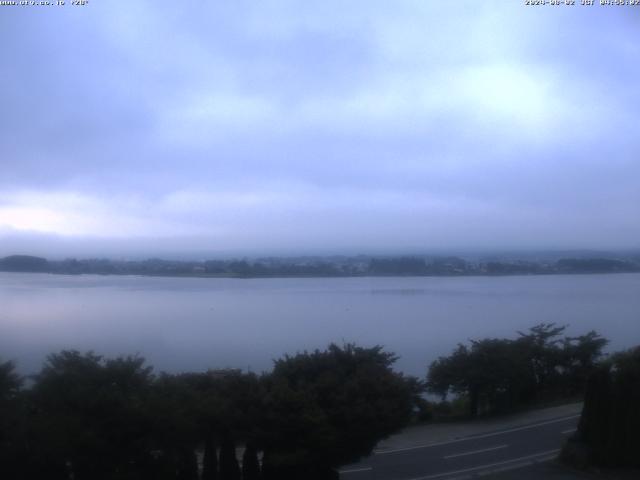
[1,272,639,376]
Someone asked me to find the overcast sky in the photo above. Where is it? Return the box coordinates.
[1,1,639,258]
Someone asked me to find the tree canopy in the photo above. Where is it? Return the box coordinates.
[567,346,640,468]
[260,344,417,477]
[0,344,419,480]
[427,324,608,417]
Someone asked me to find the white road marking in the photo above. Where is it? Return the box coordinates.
[406,449,560,480]
[375,414,580,455]
[443,444,508,460]
[561,428,577,435]
[339,466,373,475]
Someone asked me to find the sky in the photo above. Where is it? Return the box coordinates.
[1,1,639,258]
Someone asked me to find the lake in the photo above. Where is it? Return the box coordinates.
[1,272,639,377]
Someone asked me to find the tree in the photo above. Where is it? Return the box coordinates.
[260,344,417,478]
[0,360,21,401]
[427,344,471,401]
[428,325,608,417]
[0,360,25,480]
[176,447,199,480]
[568,346,640,467]
[147,373,202,478]
[202,435,219,480]
[0,255,49,272]
[560,331,608,395]
[29,351,155,480]
[368,257,427,275]
[242,443,261,480]
[219,433,241,480]
[516,323,567,399]
[427,339,529,416]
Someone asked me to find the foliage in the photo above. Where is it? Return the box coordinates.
[0,343,417,480]
[260,343,418,476]
[3,254,639,278]
[368,257,427,275]
[571,346,640,467]
[0,255,49,272]
[556,258,638,273]
[27,351,155,480]
[0,360,25,479]
[241,443,260,480]
[0,359,22,401]
[427,324,608,417]
[219,433,241,480]
[202,435,218,480]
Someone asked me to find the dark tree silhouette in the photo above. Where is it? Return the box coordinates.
[368,257,427,275]
[260,343,418,478]
[0,360,21,400]
[428,339,529,416]
[0,360,25,480]
[242,443,261,480]
[428,324,608,417]
[560,331,609,396]
[176,447,199,480]
[565,346,640,467]
[28,351,155,480]
[202,435,219,480]
[219,433,241,480]
[0,255,49,272]
[4,343,415,479]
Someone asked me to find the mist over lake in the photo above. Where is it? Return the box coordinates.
[2,272,639,377]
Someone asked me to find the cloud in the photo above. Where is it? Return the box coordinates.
[0,1,638,254]
[0,191,218,238]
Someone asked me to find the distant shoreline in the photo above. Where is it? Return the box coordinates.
[2,253,639,280]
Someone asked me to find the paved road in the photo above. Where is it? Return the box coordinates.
[339,414,579,480]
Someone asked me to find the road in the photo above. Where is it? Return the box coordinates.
[339,414,580,480]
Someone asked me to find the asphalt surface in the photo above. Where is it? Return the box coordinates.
[339,414,580,480]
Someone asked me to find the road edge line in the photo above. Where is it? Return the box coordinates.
[375,415,580,455]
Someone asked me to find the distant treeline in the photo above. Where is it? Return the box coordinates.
[1,254,639,278]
